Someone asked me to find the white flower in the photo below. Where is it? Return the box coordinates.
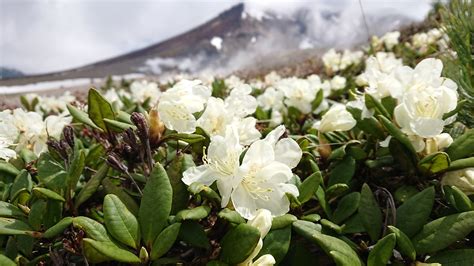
[104,88,129,109]
[0,137,16,161]
[277,78,318,114]
[313,104,356,133]
[340,50,363,70]
[264,71,281,86]
[442,168,474,196]
[182,126,301,220]
[197,97,231,137]
[158,79,211,134]
[225,75,245,89]
[234,117,261,146]
[330,75,346,91]
[239,209,275,266]
[394,59,458,138]
[0,111,17,160]
[322,48,341,72]
[225,84,258,117]
[257,87,284,111]
[424,133,453,154]
[130,80,161,104]
[380,31,400,50]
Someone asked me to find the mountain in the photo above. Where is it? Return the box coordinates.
[0,3,414,87]
[0,67,24,79]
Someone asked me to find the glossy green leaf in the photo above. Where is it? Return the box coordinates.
[220,223,261,265]
[0,201,26,218]
[448,157,474,171]
[258,226,291,264]
[0,254,15,266]
[293,220,361,266]
[298,171,322,204]
[104,194,140,249]
[32,187,65,202]
[271,214,298,230]
[88,88,116,131]
[28,200,47,230]
[68,149,85,191]
[328,156,356,186]
[365,94,391,118]
[139,163,172,247]
[412,211,474,254]
[43,217,73,239]
[188,182,221,203]
[359,184,382,242]
[379,115,416,154]
[444,185,473,212]
[162,133,206,144]
[167,154,194,214]
[367,233,396,266]
[74,164,109,209]
[73,216,110,242]
[67,103,103,131]
[36,153,67,192]
[0,217,34,235]
[301,214,321,223]
[418,152,450,175]
[426,249,474,265]
[151,223,181,260]
[332,192,360,224]
[103,118,136,132]
[175,206,210,222]
[10,170,32,201]
[102,177,139,216]
[218,208,245,224]
[396,187,435,237]
[83,238,141,263]
[387,226,416,261]
[446,129,474,160]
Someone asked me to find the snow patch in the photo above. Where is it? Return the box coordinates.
[210,36,223,50]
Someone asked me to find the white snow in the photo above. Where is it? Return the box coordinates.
[210,36,223,50]
[0,73,144,95]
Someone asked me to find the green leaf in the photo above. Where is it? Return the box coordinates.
[220,223,261,265]
[36,153,68,192]
[446,129,474,160]
[444,185,472,212]
[0,217,34,235]
[332,192,360,224]
[68,149,85,191]
[448,157,474,171]
[32,187,65,202]
[387,226,416,261]
[359,184,382,242]
[293,220,361,266]
[103,118,136,132]
[326,183,349,199]
[396,187,435,237]
[103,194,140,249]
[178,221,210,249]
[298,171,322,204]
[301,214,321,223]
[67,104,103,131]
[73,216,110,242]
[328,156,356,186]
[0,254,16,266]
[88,88,116,131]
[418,152,450,175]
[218,208,245,224]
[0,201,26,218]
[167,154,194,214]
[365,94,391,119]
[74,164,109,209]
[162,133,206,144]
[394,185,419,204]
[315,186,332,217]
[426,249,474,265]
[175,206,211,222]
[271,214,298,230]
[341,213,365,234]
[139,163,172,247]
[0,161,19,177]
[379,115,416,154]
[28,200,47,230]
[83,238,141,263]
[151,223,181,260]
[367,233,396,266]
[43,217,73,239]
[188,182,221,203]
[412,211,474,254]
[258,226,291,264]
[102,177,139,216]
[10,170,32,201]
[320,219,343,234]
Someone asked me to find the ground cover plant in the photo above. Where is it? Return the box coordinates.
[0,1,473,265]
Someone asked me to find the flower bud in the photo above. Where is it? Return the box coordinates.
[63,125,75,148]
[247,209,272,238]
[130,112,149,141]
[441,168,474,196]
[106,152,128,173]
[148,108,166,147]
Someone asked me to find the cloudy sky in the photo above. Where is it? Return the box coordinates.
[0,0,432,74]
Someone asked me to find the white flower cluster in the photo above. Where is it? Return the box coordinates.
[409,28,449,53]
[182,125,302,220]
[322,48,364,73]
[355,55,458,153]
[0,109,71,160]
[25,91,75,115]
[371,31,400,51]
